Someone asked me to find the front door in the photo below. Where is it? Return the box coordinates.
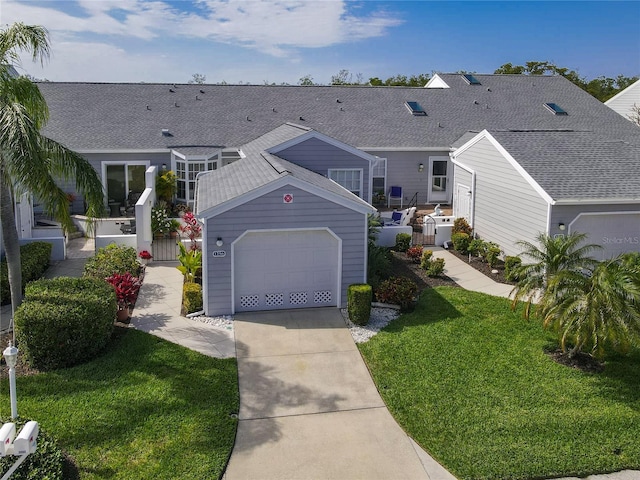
[455,183,471,221]
[427,157,450,203]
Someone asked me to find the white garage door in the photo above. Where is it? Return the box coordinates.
[571,212,640,260]
[234,230,340,312]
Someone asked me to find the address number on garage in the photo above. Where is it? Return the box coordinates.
[212,250,226,258]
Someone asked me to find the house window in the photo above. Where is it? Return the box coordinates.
[405,101,426,116]
[462,74,481,85]
[432,160,447,191]
[176,157,218,203]
[544,103,568,115]
[104,162,147,207]
[328,169,363,197]
[372,158,386,196]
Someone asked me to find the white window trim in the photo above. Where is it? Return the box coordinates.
[328,168,364,198]
[101,161,150,205]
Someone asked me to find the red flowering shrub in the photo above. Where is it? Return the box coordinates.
[138,250,153,260]
[375,276,418,311]
[406,245,423,264]
[105,272,141,309]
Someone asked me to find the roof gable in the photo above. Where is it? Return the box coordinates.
[455,129,640,203]
[195,137,375,219]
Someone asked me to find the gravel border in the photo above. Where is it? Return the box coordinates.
[189,314,234,331]
[341,307,400,343]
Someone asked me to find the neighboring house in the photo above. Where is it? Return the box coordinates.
[605,79,640,123]
[29,73,640,313]
[452,130,640,259]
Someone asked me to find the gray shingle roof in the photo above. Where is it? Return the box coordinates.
[37,74,640,152]
[488,130,640,201]
[195,125,373,214]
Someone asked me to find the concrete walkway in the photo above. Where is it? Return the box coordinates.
[225,308,454,480]
[131,262,235,358]
[431,247,514,299]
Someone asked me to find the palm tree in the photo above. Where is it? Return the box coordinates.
[510,232,601,318]
[1,23,105,314]
[540,253,640,358]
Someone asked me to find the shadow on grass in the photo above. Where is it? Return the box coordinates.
[595,349,640,410]
[14,326,239,478]
[382,287,463,334]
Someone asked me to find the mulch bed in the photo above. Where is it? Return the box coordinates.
[546,348,605,373]
[388,251,459,291]
[447,249,517,286]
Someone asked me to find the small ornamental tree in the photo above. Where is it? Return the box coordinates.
[180,211,202,251]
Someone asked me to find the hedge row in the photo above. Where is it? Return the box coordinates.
[0,242,52,304]
[15,277,117,370]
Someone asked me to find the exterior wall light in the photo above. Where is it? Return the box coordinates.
[558,223,566,231]
[216,237,224,247]
[418,163,424,172]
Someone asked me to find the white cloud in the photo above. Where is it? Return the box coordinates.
[3,0,403,56]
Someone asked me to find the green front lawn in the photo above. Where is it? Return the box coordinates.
[359,287,640,480]
[1,328,239,479]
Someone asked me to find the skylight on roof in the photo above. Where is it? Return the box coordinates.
[462,74,481,85]
[544,103,568,115]
[405,101,426,116]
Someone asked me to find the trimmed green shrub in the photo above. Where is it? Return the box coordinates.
[452,217,472,236]
[420,249,434,269]
[1,242,52,304]
[406,245,423,264]
[504,256,522,282]
[15,277,116,370]
[183,282,203,314]
[426,257,446,277]
[395,233,412,252]
[375,276,418,311]
[347,284,372,326]
[83,244,141,279]
[451,232,471,253]
[485,242,502,268]
[468,238,486,257]
[0,422,69,479]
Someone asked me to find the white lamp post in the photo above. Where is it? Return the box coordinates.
[3,342,19,419]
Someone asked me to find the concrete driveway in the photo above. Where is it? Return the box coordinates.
[224,307,454,480]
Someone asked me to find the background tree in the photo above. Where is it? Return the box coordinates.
[331,69,363,85]
[187,73,206,84]
[298,74,315,86]
[628,103,640,126]
[369,73,431,87]
[1,22,105,313]
[494,61,638,102]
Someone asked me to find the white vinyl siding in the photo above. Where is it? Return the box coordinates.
[276,137,372,201]
[454,137,549,257]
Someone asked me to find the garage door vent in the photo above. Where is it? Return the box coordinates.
[240,295,260,309]
[314,291,332,304]
[265,293,284,306]
[290,292,308,305]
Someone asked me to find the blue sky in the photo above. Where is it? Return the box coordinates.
[3,0,639,84]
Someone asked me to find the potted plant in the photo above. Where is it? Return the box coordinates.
[105,272,142,323]
[138,250,153,265]
[151,203,171,238]
[169,218,181,238]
